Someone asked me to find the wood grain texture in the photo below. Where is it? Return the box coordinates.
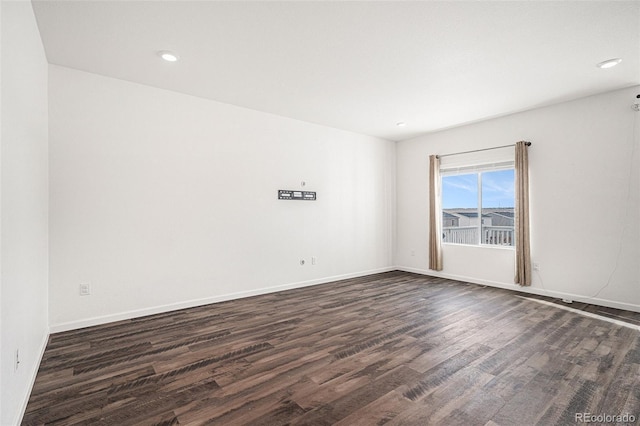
[23,272,640,425]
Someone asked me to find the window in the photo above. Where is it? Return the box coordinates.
[440,152,515,247]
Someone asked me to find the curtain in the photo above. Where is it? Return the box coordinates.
[429,155,443,271]
[514,141,532,286]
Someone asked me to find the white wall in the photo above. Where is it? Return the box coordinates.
[48,65,396,331]
[0,1,50,424]
[397,86,640,312]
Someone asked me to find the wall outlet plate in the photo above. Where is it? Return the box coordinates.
[80,283,91,296]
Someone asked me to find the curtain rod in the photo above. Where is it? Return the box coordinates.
[436,141,531,159]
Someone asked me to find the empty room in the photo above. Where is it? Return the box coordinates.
[2,1,639,425]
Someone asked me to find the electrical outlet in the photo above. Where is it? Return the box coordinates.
[80,282,91,296]
[533,262,540,272]
[15,349,20,371]
[311,256,317,265]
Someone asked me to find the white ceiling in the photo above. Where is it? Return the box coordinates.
[32,1,640,141]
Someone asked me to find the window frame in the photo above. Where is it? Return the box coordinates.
[440,165,515,249]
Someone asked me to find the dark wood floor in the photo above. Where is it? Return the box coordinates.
[23,272,640,425]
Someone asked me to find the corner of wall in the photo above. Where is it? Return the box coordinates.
[1,1,50,423]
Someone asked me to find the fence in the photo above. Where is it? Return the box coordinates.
[442,226,514,246]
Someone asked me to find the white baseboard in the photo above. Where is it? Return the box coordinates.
[48,264,640,333]
[49,267,396,333]
[15,329,49,426]
[397,266,640,314]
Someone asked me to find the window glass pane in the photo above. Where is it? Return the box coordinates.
[481,169,515,246]
[441,173,478,245]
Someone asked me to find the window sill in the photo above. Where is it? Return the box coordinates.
[442,243,515,251]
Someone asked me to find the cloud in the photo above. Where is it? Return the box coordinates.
[442,175,477,193]
[482,173,514,198]
[442,171,515,208]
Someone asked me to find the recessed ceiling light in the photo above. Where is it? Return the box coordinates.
[158,50,179,62]
[596,58,621,69]
[396,122,407,127]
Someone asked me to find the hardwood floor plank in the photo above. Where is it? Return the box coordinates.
[22,271,640,425]
[291,365,419,425]
[387,366,496,426]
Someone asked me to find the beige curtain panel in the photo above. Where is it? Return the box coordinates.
[514,141,532,286]
[429,155,443,271]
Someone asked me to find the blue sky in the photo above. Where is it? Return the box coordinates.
[442,169,514,209]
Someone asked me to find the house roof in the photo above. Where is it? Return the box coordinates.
[489,211,515,219]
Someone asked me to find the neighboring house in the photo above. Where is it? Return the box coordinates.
[486,210,515,227]
[442,208,514,227]
[442,212,459,227]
